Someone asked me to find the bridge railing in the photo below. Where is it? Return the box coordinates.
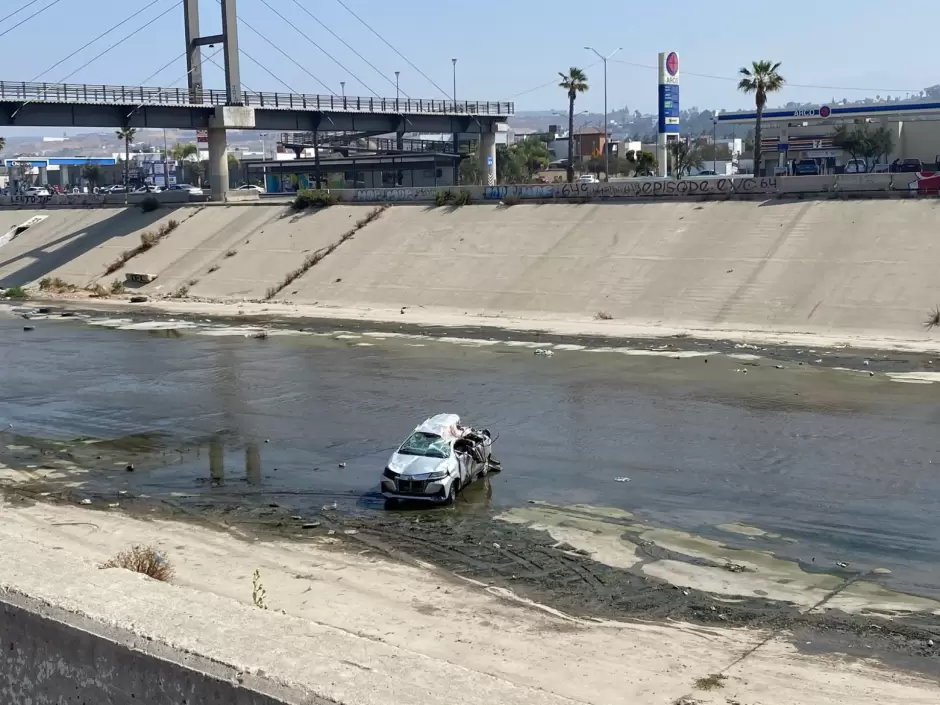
[0,81,514,116]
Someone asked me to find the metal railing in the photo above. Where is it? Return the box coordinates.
[279,133,459,154]
[0,80,514,116]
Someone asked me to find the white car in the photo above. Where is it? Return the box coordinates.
[171,183,204,195]
[22,186,51,197]
[133,185,163,193]
[236,184,265,193]
[380,414,499,506]
[576,174,599,184]
[845,159,867,174]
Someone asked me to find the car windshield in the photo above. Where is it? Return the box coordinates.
[398,431,450,459]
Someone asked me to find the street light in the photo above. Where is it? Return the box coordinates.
[395,71,400,108]
[712,113,718,174]
[340,81,345,99]
[585,46,621,181]
[451,58,457,104]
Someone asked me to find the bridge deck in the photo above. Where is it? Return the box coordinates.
[0,81,513,117]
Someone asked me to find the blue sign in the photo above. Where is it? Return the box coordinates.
[487,155,493,166]
[658,84,680,134]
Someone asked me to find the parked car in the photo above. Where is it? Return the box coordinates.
[576,174,599,184]
[170,183,204,195]
[380,414,500,506]
[133,185,163,193]
[22,186,51,197]
[893,159,922,173]
[844,159,867,173]
[236,184,265,193]
[695,169,719,176]
[105,184,127,193]
[792,159,820,176]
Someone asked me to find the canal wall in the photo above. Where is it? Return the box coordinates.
[2,196,939,340]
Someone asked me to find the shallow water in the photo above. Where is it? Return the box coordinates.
[2,311,940,598]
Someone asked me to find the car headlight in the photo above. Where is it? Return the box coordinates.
[383,468,397,479]
[425,471,448,481]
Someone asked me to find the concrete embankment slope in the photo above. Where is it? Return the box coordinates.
[288,200,940,339]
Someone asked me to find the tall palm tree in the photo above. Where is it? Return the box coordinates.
[116,126,138,188]
[558,67,589,183]
[737,61,784,176]
[0,136,5,153]
[169,142,198,184]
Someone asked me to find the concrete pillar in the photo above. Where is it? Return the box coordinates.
[657,134,668,178]
[38,166,48,186]
[208,127,228,201]
[59,165,69,187]
[479,130,496,186]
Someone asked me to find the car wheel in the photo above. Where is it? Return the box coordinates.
[443,481,457,506]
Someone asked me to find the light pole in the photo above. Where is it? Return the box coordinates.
[163,128,169,190]
[395,71,400,108]
[451,58,457,104]
[712,114,718,174]
[585,46,621,181]
[260,132,268,189]
[340,81,345,99]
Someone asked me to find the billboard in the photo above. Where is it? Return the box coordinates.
[658,51,680,135]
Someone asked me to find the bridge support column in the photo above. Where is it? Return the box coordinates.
[479,130,497,186]
[208,127,229,202]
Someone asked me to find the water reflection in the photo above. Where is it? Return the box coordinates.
[209,438,225,486]
[246,443,261,485]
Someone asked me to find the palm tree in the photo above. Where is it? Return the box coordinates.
[116,126,138,188]
[0,136,5,153]
[558,67,589,183]
[169,142,198,183]
[737,61,784,176]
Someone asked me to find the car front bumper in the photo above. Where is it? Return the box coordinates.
[381,476,451,502]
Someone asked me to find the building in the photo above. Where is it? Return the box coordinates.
[3,156,116,188]
[718,101,940,175]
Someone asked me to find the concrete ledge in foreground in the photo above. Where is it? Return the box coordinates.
[0,534,577,705]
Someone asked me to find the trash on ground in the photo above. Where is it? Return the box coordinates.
[80,498,92,505]
[322,502,337,511]
[836,561,850,568]
[614,477,630,483]
[534,348,554,356]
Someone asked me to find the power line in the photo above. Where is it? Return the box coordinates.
[235,49,299,94]
[289,0,406,98]
[0,0,44,26]
[205,53,259,95]
[54,1,182,84]
[0,0,64,40]
[333,0,449,98]
[31,0,168,82]
[509,61,602,99]
[254,0,376,96]
[138,51,186,86]
[233,8,335,94]
[609,58,921,94]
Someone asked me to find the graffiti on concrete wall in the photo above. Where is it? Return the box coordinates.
[483,177,778,201]
[349,187,440,203]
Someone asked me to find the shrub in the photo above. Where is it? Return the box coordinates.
[38,277,52,290]
[86,283,108,297]
[502,193,522,206]
[291,189,337,211]
[166,219,179,232]
[140,231,160,249]
[140,195,160,213]
[435,190,455,207]
[110,279,125,294]
[454,190,472,206]
[925,305,940,329]
[224,249,237,258]
[594,311,613,321]
[101,544,173,582]
[252,569,268,609]
[3,286,28,299]
[207,264,220,273]
[173,285,189,298]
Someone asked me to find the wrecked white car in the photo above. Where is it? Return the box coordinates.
[381,414,499,506]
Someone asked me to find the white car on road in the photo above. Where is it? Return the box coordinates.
[22,186,51,197]
[236,184,265,193]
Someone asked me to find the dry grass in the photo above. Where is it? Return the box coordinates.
[207,264,220,273]
[173,284,189,298]
[252,569,268,609]
[224,249,237,258]
[924,305,940,329]
[693,673,727,691]
[38,277,79,293]
[501,194,522,206]
[110,279,125,294]
[264,206,386,300]
[104,219,180,275]
[101,544,174,582]
[594,310,613,321]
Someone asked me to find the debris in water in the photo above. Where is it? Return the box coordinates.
[338,462,346,468]
[492,543,501,550]
[125,464,134,472]
[724,563,748,573]
[251,330,268,340]
[773,365,785,369]
[80,499,92,505]
[130,295,148,303]
[614,477,630,483]
[291,515,303,521]
[23,326,34,331]
[302,522,321,529]
[322,502,337,511]
[836,561,849,568]
[108,503,119,509]
[534,348,554,356]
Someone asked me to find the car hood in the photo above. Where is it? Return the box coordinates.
[387,453,449,477]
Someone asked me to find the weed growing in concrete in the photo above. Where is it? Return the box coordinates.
[291,189,337,211]
[173,285,189,298]
[140,196,160,213]
[187,278,199,287]
[224,250,237,258]
[924,305,940,329]
[252,569,268,609]
[101,545,174,582]
[454,190,472,206]
[38,277,78,293]
[435,190,455,206]
[86,283,109,297]
[594,311,613,320]
[3,285,28,299]
[207,264,220,273]
[265,206,386,300]
[502,194,522,206]
[104,222,178,275]
[110,279,125,294]
[693,673,726,691]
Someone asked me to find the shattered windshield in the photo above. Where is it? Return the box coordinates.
[398,432,451,459]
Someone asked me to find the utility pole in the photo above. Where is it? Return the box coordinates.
[585,46,621,182]
[713,113,718,174]
[163,128,169,189]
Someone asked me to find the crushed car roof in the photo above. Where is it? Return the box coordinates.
[416,414,461,439]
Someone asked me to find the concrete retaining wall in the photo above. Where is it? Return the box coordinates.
[1,592,299,705]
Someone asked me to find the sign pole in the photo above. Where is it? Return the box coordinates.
[657,51,680,177]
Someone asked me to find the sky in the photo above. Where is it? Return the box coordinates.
[1,0,938,136]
